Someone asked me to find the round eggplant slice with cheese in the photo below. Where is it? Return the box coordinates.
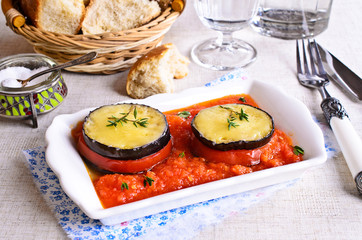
[191,104,274,151]
[83,103,171,160]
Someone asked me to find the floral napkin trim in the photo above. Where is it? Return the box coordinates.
[24,146,299,240]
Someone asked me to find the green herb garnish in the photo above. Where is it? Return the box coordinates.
[121,182,129,190]
[177,111,191,119]
[143,175,155,187]
[293,146,304,156]
[178,152,185,158]
[238,108,249,121]
[239,97,246,103]
[220,105,249,130]
[107,106,149,128]
[227,116,239,130]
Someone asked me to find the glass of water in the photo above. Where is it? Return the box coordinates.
[251,0,333,39]
[191,0,260,71]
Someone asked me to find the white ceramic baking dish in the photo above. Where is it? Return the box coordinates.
[45,78,327,225]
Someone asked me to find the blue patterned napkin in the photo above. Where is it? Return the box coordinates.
[22,70,337,240]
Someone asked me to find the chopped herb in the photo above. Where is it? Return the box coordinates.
[133,107,137,119]
[133,118,149,128]
[227,117,239,130]
[238,108,249,121]
[178,152,185,158]
[107,119,118,127]
[239,97,246,103]
[107,106,149,128]
[293,146,304,156]
[177,111,191,119]
[143,175,154,187]
[219,105,232,111]
[220,105,249,130]
[121,182,129,190]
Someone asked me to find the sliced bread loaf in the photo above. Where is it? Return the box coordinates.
[82,0,161,35]
[19,0,85,34]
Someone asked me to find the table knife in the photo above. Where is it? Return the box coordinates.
[315,43,362,101]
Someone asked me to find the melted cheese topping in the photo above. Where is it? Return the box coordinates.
[84,104,166,149]
[193,104,273,144]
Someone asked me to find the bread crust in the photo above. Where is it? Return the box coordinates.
[19,0,41,28]
[129,44,171,73]
[82,0,161,34]
[19,0,85,34]
[156,0,172,11]
[126,43,189,99]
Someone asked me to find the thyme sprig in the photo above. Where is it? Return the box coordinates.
[219,105,249,130]
[293,146,304,156]
[143,175,154,187]
[177,111,191,119]
[121,182,129,191]
[107,106,149,128]
[227,117,239,130]
[239,97,246,103]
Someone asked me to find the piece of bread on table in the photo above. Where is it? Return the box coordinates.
[126,43,190,99]
[81,0,161,34]
[19,0,85,34]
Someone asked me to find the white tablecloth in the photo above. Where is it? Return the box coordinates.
[0,1,361,239]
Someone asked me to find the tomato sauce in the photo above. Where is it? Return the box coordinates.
[72,94,303,208]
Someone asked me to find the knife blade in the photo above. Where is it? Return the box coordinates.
[315,42,362,101]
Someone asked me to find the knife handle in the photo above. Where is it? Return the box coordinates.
[331,117,362,194]
[330,117,362,179]
[321,97,362,193]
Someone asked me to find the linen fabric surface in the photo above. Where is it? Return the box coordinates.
[1,1,361,238]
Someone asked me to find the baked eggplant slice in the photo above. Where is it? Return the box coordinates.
[77,133,172,173]
[83,103,171,160]
[191,104,274,151]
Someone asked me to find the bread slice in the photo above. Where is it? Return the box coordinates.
[82,0,161,35]
[126,43,190,99]
[19,0,85,34]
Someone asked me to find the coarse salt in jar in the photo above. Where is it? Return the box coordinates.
[0,53,67,128]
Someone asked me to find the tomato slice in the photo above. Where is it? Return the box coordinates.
[77,134,172,173]
[190,134,261,166]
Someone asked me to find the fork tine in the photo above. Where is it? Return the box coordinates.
[311,39,328,76]
[307,39,317,75]
[296,40,302,74]
[301,39,310,75]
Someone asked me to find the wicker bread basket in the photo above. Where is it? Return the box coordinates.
[1,0,184,74]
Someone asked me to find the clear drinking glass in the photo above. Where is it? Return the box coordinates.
[251,0,333,39]
[191,0,260,70]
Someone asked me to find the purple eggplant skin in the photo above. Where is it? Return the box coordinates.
[191,105,274,151]
[82,103,171,160]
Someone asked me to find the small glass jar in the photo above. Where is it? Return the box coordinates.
[0,53,68,128]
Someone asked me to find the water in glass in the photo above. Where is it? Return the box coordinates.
[251,0,333,39]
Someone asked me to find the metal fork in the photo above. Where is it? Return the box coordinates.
[296,39,332,100]
[296,39,362,194]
